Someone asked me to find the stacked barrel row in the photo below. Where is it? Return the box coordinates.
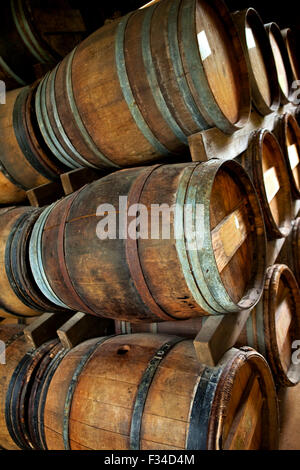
[0,0,299,451]
[0,0,300,205]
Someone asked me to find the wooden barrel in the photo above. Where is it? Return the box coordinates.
[281,28,300,82]
[115,317,203,337]
[0,0,86,90]
[278,385,300,450]
[0,324,30,450]
[35,0,250,170]
[277,218,300,284]
[265,23,294,104]
[38,334,279,450]
[273,112,300,199]
[28,160,266,321]
[232,9,280,116]
[0,84,68,205]
[237,129,292,240]
[0,207,60,319]
[236,264,300,388]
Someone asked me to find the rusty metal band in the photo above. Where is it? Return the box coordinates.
[126,165,178,322]
[0,56,26,86]
[115,13,170,157]
[29,203,70,309]
[65,49,120,169]
[186,367,223,450]
[141,4,188,145]
[49,63,99,170]
[4,330,24,348]
[167,0,208,131]
[63,336,115,450]
[130,337,185,450]
[13,86,59,182]
[56,188,98,316]
[39,70,79,170]
[11,0,55,64]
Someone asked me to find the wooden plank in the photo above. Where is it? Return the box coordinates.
[224,376,264,450]
[193,310,251,366]
[57,312,114,350]
[263,166,280,203]
[60,168,105,196]
[211,205,248,273]
[23,312,74,348]
[188,103,296,162]
[26,181,64,207]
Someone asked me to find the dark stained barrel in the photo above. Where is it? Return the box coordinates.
[237,129,292,240]
[0,207,65,319]
[38,334,279,450]
[35,0,251,170]
[232,9,280,116]
[273,112,300,199]
[265,23,294,104]
[0,324,30,450]
[281,28,300,82]
[0,85,68,205]
[28,161,266,321]
[0,0,86,90]
[236,264,300,388]
[277,218,300,284]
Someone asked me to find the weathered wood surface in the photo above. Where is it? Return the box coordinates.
[27,181,64,207]
[23,312,74,349]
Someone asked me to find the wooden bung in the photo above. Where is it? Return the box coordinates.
[236,129,292,240]
[35,0,250,170]
[273,112,300,199]
[232,8,280,116]
[32,334,278,450]
[0,85,68,205]
[277,218,300,284]
[265,22,294,105]
[28,161,266,321]
[281,28,300,82]
[0,0,86,90]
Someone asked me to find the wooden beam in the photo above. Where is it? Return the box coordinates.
[57,312,114,350]
[26,181,64,207]
[23,312,74,348]
[60,168,105,196]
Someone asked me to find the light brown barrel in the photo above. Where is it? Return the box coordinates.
[0,0,86,90]
[232,9,280,116]
[265,23,294,104]
[0,85,67,205]
[281,28,300,82]
[277,218,300,284]
[38,334,279,450]
[35,0,250,170]
[0,324,29,450]
[0,207,47,319]
[278,384,300,450]
[237,129,292,240]
[236,264,300,388]
[29,160,266,321]
[273,112,300,199]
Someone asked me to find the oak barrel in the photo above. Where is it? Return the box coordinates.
[29,160,266,320]
[232,9,280,116]
[0,324,30,450]
[0,85,67,205]
[265,23,294,104]
[35,0,250,170]
[278,385,300,450]
[281,28,300,82]
[0,0,86,90]
[237,129,292,240]
[115,317,203,337]
[38,334,279,450]
[236,264,300,388]
[277,218,300,284]
[273,112,300,199]
[0,207,63,319]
